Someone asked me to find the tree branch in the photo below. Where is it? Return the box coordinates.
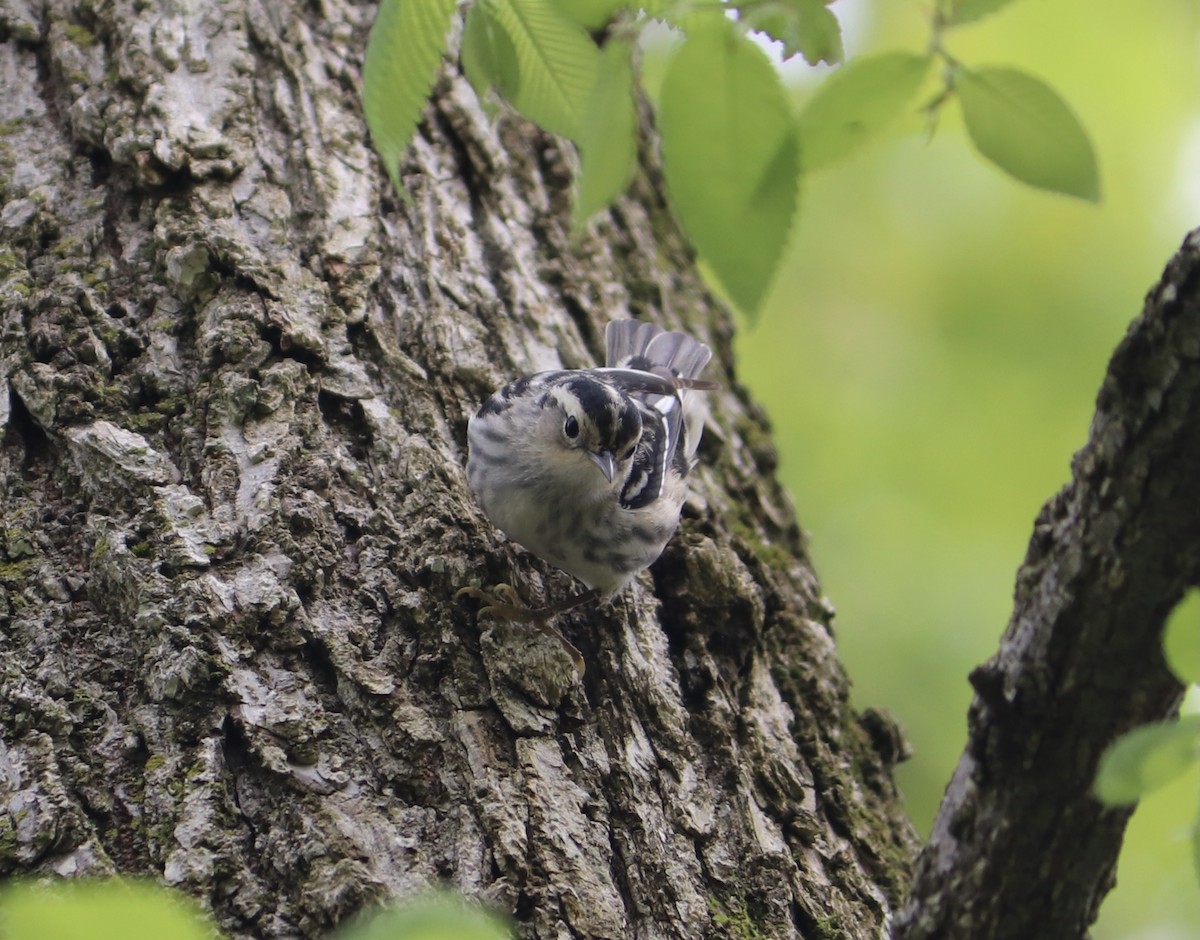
[896,229,1200,939]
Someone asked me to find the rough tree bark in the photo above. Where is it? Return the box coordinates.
[0,2,916,938]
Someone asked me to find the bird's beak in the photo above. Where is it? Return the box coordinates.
[588,450,616,483]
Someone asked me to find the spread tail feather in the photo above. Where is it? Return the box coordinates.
[605,319,714,464]
[605,320,712,380]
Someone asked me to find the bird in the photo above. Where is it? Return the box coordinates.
[459,319,717,660]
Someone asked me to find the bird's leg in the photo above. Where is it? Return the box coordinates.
[455,584,597,675]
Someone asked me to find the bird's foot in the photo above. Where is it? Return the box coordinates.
[455,583,536,622]
[456,583,588,676]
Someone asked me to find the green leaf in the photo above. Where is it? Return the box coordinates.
[488,0,601,140]
[797,51,931,173]
[336,892,512,940]
[0,879,212,940]
[1164,590,1200,686]
[956,65,1100,201]
[787,1,843,66]
[942,0,1018,27]
[743,0,843,66]
[1094,715,1200,806]
[572,39,638,231]
[550,0,629,30]
[660,16,800,316]
[462,1,521,101]
[362,0,459,189]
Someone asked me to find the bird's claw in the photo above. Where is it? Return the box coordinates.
[456,583,586,676]
[455,583,542,622]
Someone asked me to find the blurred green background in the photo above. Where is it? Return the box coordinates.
[732,1,1200,937]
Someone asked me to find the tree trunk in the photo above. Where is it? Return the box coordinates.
[0,2,915,937]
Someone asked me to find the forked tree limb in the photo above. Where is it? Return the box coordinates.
[896,230,1200,939]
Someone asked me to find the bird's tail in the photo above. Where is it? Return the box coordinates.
[605,320,713,383]
[605,320,715,463]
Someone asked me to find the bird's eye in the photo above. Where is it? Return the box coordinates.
[622,445,636,461]
[563,415,580,439]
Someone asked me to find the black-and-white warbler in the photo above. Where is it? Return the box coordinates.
[461,320,717,634]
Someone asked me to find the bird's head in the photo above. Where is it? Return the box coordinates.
[542,376,642,484]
